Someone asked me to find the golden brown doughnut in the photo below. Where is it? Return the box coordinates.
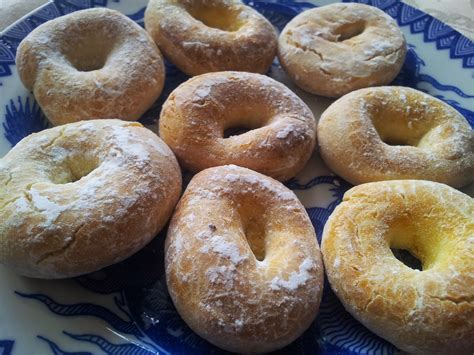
[321,180,474,354]
[278,3,407,97]
[0,119,181,278]
[159,71,316,181]
[165,165,324,353]
[16,8,165,126]
[317,86,474,188]
[144,0,277,75]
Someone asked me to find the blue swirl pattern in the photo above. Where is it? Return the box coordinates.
[0,340,14,355]
[3,96,48,146]
[63,332,157,355]
[37,335,92,355]
[15,292,142,337]
[4,1,474,354]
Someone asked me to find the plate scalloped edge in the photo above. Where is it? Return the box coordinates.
[0,1,473,354]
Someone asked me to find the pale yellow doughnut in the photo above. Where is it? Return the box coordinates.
[322,180,474,354]
[0,120,181,278]
[159,71,317,181]
[278,3,407,97]
[317,86,474,188]
[144,0,277,75]
[165,165,324,353]
[16,8,165,126]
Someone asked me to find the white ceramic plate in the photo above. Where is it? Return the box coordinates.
[0,1,473,354]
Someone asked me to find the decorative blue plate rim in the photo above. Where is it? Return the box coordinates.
[0,1,473,354]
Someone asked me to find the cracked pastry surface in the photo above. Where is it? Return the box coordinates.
[317,86,474,188]
[0,119,181,278]
[16,8,165,125]
[165,165,324,353]
[159,71,317,181]
[321,180,474,354]
[145,0,277,76]
[278,3,407,97]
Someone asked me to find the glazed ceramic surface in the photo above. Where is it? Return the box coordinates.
[0,0,473,354]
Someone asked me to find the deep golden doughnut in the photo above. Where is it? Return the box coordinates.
[16,8,165,125]
[159,71,317,181]
[318,86,474,188]
[278,3,407,97]
[165,165,324,353]
[145,0,277,75]
[322,180,474,354]
[0,120,181,278]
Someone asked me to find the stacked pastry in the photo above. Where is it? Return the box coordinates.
[0,1,472,354]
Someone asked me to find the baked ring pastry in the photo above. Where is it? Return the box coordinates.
[16,8,165,126]
[144,0,277,76]
[318,86,474,188]
[159,71,316,181]
[278,3,407,97]
[0,119,181,278]
[321,180,474,354]
[165,165,324,353]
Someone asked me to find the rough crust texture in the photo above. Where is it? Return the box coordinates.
[16,8,165,126]
[321,180,474,354]
[159,71,317,181]
[0,119,182,278]
[278,3,407,97]
[318,86,474,188]
[165,165,324,353]
[144,0,277,76]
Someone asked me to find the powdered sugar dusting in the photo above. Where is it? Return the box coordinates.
[165,164,324,349]
[13,196,30,213]
[17,8,164,125]
[0,119,181,277]
[206,265,237,289]
[270,257,315,291]
[109,125,150,161]
[363,40,393,56]
[159,71,315,181]
[194,85,212,99]
[200,235,247,265]
[29,189,65,226]
[276,124,295,139]
[24,172,110,230]
[211,165,296,201]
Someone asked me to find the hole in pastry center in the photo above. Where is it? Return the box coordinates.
[237,203,266,262]
[69,163,97,183]
[185,5,243,31]
[52,156,99,184]
[371,115,425,147]
[380,138,412,146]
[223,121,262,138]
[62,37,114,72]
[367,94,441,147]
[224,126,253,138]
[391,248,423,271]
[388,217,448,272]
[243,217,266,261]
[71,56,108,72]
[333,20,366,41]
[388,225,435,271]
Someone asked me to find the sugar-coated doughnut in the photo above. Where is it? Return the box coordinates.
[318,86,474,188]
[0,120,181,278]
[321,180,474,354]
[159,71,316,181]
[165,165,324,353]
[16,8,165,126]
[278,3,407,97]
[144,0,277,76]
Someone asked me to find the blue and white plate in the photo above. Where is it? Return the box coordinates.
[0,1,473,354]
